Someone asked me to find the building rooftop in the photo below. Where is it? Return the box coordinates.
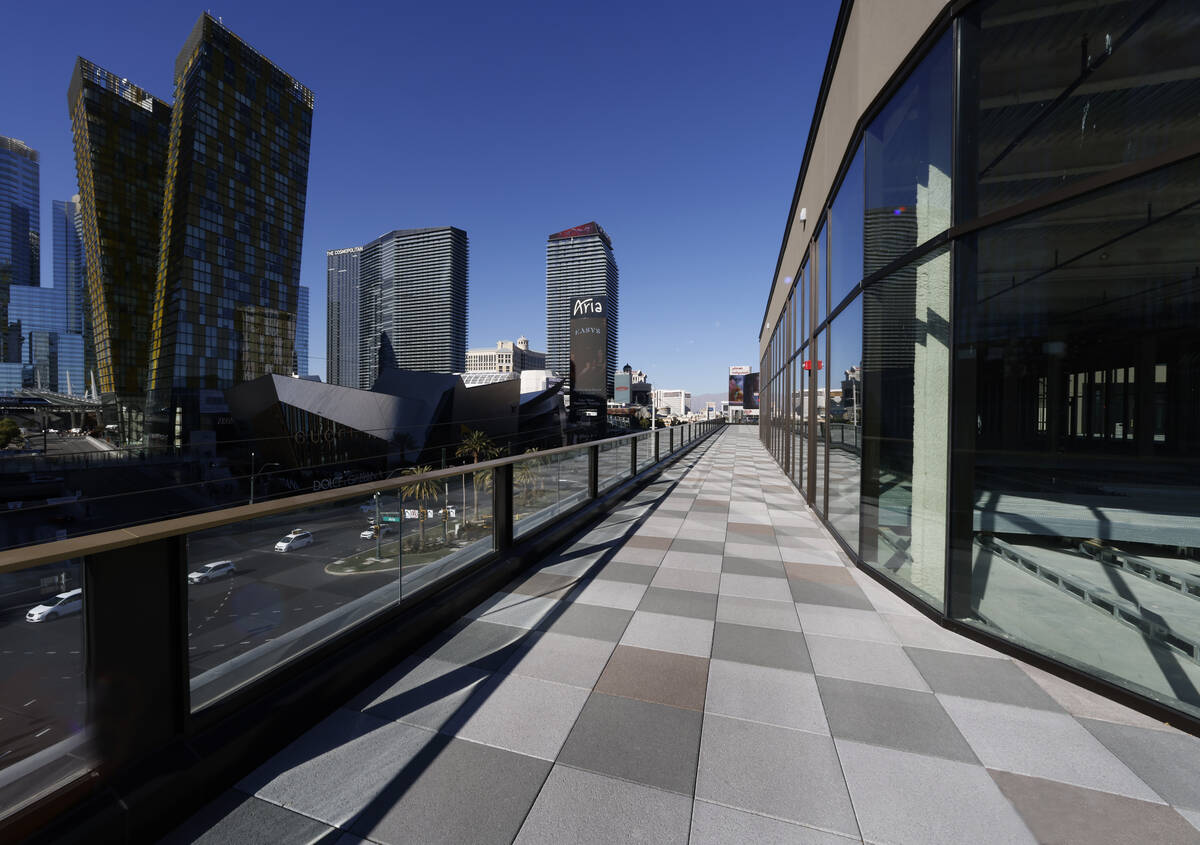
[167,427,1200,844]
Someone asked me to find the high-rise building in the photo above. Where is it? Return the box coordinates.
[295,285,309,376]
[546,222,618,393]
[465,336,546,373]
[358,227,467,387]
[147,13,314,440]
[326,246,361,386]
[52,196,92,377]
[6,285,85,395]
[69,59,172,432]
[1,135,39,368]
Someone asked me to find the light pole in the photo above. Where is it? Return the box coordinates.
[374,491,382,560]
[249,451,281,505]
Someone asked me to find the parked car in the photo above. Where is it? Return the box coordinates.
[188,560,237,584]
[274,529,313,552]
[359,524,394,540]
[26,588,83,623]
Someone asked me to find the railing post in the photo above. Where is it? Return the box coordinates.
[630,436,638,477]
[587,444,599,499]
[669,428,674,452]
[493,463,513,553]
[85,535,188,771]
[654,428,660,462]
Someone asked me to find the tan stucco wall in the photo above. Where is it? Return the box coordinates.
[760,0,946,357]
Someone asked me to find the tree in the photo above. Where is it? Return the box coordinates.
[0,418,21,449]
[455,429,499,525]
[400,465,439,550]
[514,447,549,507]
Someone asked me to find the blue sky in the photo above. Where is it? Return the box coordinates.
[0,0,837,395]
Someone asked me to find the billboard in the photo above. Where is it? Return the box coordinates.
[571,296,608,396]
[743,372,760,410]
[728,365,749,405]
[613,371,632,404]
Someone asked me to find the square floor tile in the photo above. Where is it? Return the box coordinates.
[836,739,1035,845]
[905,648,1061,710]
[807,635,930,692]
[348,734,552,845]
[938,695,1161,800]
[620,611,715,658]
[498,630,614,689]
[638,586,718,620]
[627,534,673,550]
[787,577,873,611]
[705,659,828,734]
[715,595,802,632]
[817,676,976,763]
[515,765,691,845]
[650,567,721,594]
[591,560,658,584]
[720,572,794,602]
[671,537,726,556]
[990,769,1198,845]
[880,612,998,656]
[504,571,580,599]
[417,620,531,671]
[695,715,857,836]
[724,541,781,561]
[688,800,854,845]
[569,578,648,611]
[558,692,703,794]
[710,622,812,673]
[536,603,632,642]
[447,672,590,760]
[1014,661,1169,729]
[721,556,786,578]
[612,546,668,566]
[794,603,899,644]
[162,790,335,845]
[594,644,710,710]
[1078,718,1200,809]
[661,549,724,573]
[354,656,491,732]
[465,592,559,629]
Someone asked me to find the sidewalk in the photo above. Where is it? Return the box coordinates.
[166,426,1200,844]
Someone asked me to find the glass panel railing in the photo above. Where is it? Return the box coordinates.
[636,431,655,471]
[598,439,631,492]
[0,557,88,812]
[513,452,563,539]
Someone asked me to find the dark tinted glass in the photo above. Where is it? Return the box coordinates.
[830,144,865,309]
[828,295,863,552]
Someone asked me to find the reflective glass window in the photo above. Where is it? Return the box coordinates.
[828,295,862,552]
[830,144,865,309]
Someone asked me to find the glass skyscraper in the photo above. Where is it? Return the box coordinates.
[296,284,309,376]
[545,222,618,392]
[357,227,467,387]
[52,196,92,379]
[147,13,314,442]
[326,246,360,386]
[1,135,40,370]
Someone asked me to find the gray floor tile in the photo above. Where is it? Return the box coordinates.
[415,619,530,671]
[536,602,633,642]
[836,739,1036,845]
[938,695,1161,800]
[558,692,703,794]
[725,541,781,560]
[594,644,710,710]
[817,676,977,763]
[348,735,552,845]
[354,657,491,732]
[446,672,590,760]
[787,578,874,611]
[569,577,648,611]
[465,591,560,629]
[990,769,1200,845]
[621,610,715,657]
[671,537,727,555]
[696,715,858,836]
[905,648,1061,710]
[612,546,668,566]
[711,622,812,673]
[879,612,998,656]
[705,658,828,734]
[515,765,692,845]
[650,566,722,594]
[638,585,718,619]
[807,635,930,692]
[722,556,787,578]
[1014,660,1170,729]
[715,595,802,631]
[498,630,615,689]
[162,790,336,845]
[689,799,856,845]
[661,549,725,573]
[1078,718,1200,810]
[794,603,899,644]
[720,572,794,602]
[590,560,658,584]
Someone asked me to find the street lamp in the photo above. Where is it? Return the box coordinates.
[374,491,382,560]
[249,450,281,505]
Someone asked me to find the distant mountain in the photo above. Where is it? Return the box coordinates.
[690,392,725,410]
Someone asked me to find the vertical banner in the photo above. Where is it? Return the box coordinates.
[743,372,760,410]
[728,365,750,405]
[571,296,608,395]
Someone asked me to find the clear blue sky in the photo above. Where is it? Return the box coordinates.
[0,0,837,396]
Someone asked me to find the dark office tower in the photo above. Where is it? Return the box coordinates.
[295,284,309,375]
[148,13,314,441]
[0,135,39,365]
[52,195,93,377]
[546,222,618,395]
[357,227,467,387]
[326,245,360,386]
[68,60,171,435]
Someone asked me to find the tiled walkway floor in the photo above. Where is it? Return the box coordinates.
[168,427,1200,844]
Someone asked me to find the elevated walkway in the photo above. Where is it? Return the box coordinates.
[168,428,1200,844]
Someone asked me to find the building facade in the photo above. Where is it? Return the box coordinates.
[546,222,618,389]
[759,0,1200,726]
[7,284,85,394]
[652,389,690,416]
[52,196,92,379]
[69,58,172,436]
[147,13,314,442]
[358,227,468,386]
[326,245,360,386]
[0,135,39,370]
[465,336,546,373]
[296,285,309,376]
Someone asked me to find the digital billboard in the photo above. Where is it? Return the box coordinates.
[613,371,632,404]
[743,372,760,410]
[728,365,750,405]
[571,295,608,396]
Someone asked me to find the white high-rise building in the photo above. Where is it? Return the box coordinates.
[545,222,618,391]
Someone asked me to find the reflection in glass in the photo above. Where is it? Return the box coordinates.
[828,296,863,552]
[864,30,952,275]
[953,158,1200,717]
[967,0,1200,219]
[830,144,865,309]
[861,244,951,607]
[598,439,632,492]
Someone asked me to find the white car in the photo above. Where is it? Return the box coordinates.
[275,529,313,552]
[188,560,236,584]
[359,524,394,540]
[26,588,83,623]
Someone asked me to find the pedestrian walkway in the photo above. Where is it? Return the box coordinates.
[167,426,1200,844]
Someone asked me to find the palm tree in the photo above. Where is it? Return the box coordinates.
[455,429,498,525]
[400,465,439,550]
[514,447,548,507]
